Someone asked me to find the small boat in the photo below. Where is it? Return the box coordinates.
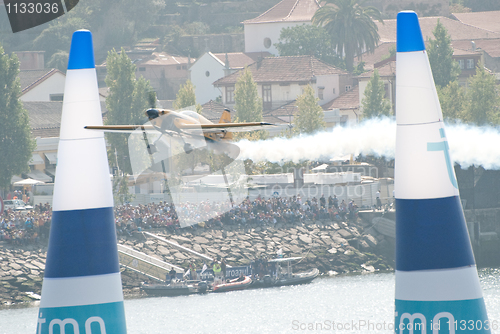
[268,257,319,287]
[212,276,252,293]
[274,267,319,286]
[141,280,208,297]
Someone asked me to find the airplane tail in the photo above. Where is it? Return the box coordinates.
[219,107,233,139]
[394,11,490,333]
[37,30,127,333]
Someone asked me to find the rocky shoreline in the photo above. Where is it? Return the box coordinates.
[0,218,394,307]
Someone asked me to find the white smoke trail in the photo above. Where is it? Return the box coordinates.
[237,118,500,169]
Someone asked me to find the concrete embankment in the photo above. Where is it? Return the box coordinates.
[0,218,394,307]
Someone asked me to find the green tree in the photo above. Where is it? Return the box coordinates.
[361,70,391,118]
[275,24,344,68]
[427,20,461,88]
[463,64,500,125]
[33,17,89,62]
[173,80,202,113]
[234,67,262,123]
[293,85,326,134]
[47,51,69,73]
[312,0,383,72]
[0,47,36,189]
[463,0,500,11]
[105,48,153,174]
[113,174,134,205]
[437,81,466,122]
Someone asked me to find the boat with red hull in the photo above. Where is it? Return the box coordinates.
[212,276,252,293]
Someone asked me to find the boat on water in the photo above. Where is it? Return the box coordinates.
[269,257,319,287]
[212,276,252,293]
[141,280,208,297]
[251,257,319,288]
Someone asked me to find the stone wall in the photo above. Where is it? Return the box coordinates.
[0,217,392,307]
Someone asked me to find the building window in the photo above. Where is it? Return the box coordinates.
[264,38,272,49]
[467,59,475,69]
[138,67,146,71]
[262,84,272,110]
[345,85,351,92]
[205,71,210,77]
[318,87,325,100]
[50,94,64,101]
[226,86,235,103]
[182,65,187,70]
[332,88,336,94]
[177,65,181,70]
[458,59,465,70]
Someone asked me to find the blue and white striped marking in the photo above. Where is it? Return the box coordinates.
[37,30,127,334]
[394,11,490,333]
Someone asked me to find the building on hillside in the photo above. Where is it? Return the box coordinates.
[366,0,449,18]
[213,55,352,112]
[375,15,500,43]
[243,0,320,55]
[200,99,288,136]
[22,101,108,183]
[15,51,45,70]
[357,59,396,116]
[452,11,500,34]
[452,47,483,86]
[322,86,360,125]
[190,51,271,104]
[356,45,482,117]
[134,52,193,100]
[452,39,500,77]
[97,52,193,100]
[19,69,66,102]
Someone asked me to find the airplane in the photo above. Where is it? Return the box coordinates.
[85,107,276,155]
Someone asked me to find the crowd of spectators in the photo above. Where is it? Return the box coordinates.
[114,194,358,235]
[0,204,52,245]
[1,195,359,243]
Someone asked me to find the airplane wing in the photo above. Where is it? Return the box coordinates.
[186,122,276,133]
[84,124,157,133]
[85,122,276,133]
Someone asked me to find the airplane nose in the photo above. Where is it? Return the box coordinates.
[146,108,160,120]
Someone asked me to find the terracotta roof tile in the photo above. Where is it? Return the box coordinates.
[213,56,347,85]
[264,100,299,117]
[376,16,500,43]
[200,100,234,122]
[356,42,396,71]
[212,52,272,69]
[26,101,107,138]
[243,0,320,24]
[19,69,62,93]
[357,61,396,78]
[139,52,192,66]
[322,86,359,111]
[452,39,500,58]
[453,11,500,34]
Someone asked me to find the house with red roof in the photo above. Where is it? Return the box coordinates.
[243,0,320,55]
[213,55,352,112]
[189,51,271,104]
[19,68,66,102]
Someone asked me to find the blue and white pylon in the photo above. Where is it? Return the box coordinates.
[36,30,127,334]
[394,11,490,333]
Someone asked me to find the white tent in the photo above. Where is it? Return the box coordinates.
[13,179,45,186]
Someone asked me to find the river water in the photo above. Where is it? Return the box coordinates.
[2,269,500,334]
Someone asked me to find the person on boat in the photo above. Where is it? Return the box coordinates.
[168,268,176,283]
[220,258,227,282]
[235,272,245,282]
[189,262,197,280]
[213,262,222,283]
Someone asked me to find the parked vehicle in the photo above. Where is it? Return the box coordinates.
[3,199,33,211]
